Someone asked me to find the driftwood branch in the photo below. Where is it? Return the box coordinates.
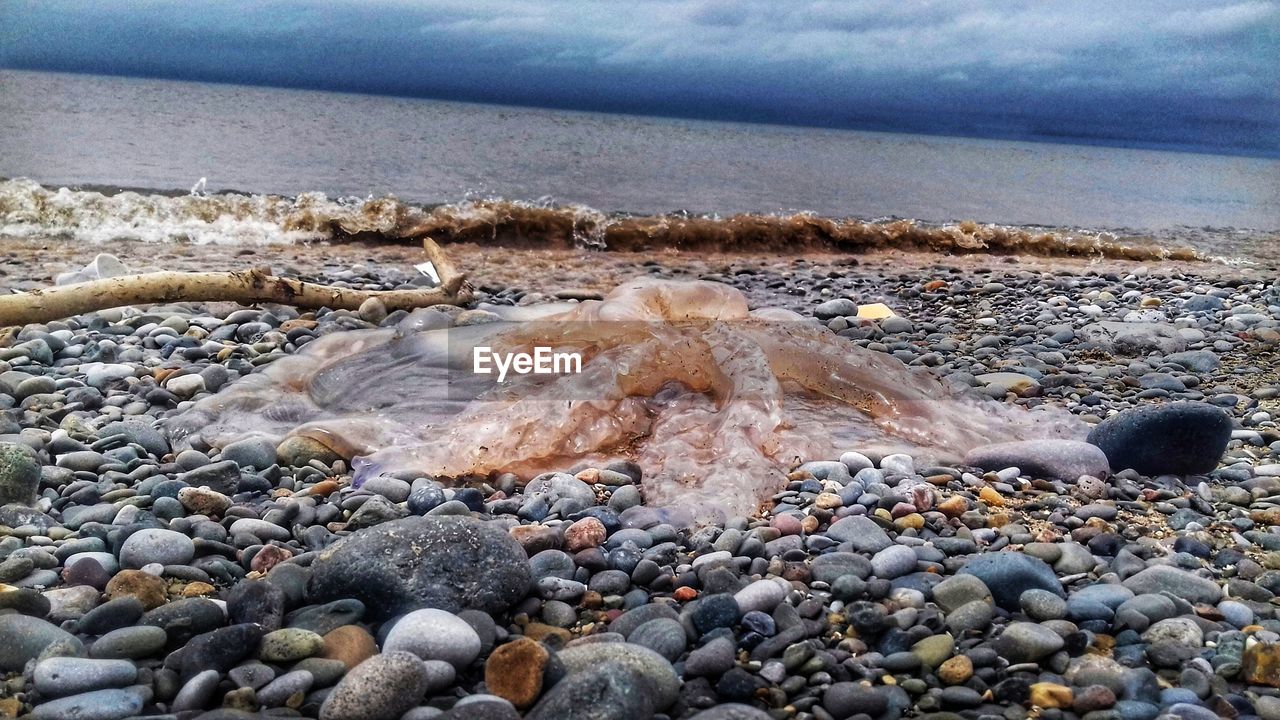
[0,238,470,327]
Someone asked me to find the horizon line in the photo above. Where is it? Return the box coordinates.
[4,65,1278,162]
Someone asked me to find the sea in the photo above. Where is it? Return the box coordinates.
[0,69,1276,262]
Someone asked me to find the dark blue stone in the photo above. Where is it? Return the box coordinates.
[568,506,622,534]
[515,495,548,522]
[741,610,775,637]
[453,487,486,512]
[1087,401,1232,476]
[958,552,1064,611]
[691,594,740,635]
[409,484,450,512]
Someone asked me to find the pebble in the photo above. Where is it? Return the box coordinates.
[630,618,687,661]
[257,669,314,707]
[0,442,40,505]
[484,637,550,709]
[88,625,168,660]
[383,608,483,669]
[309,516,532,617]
[870,544,917,579]
[733,578,788,614]
[258,627,326,662]
[104,569,167,610]
[321,625,379,669]
[33,657,138,697]
[320,651,432,720]
[118,528,195,568]
[1122,565,1222,604]
[958,552,1064,611]
[0,614,83,671]
[556,642,680,709]
[964,439,1111,482]
[995,622,1066,662]
[1020,588,1068,621]
[526,661,652,719]
[30,687,147,720]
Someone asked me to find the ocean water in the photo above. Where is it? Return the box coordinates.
[0,69,1276,258]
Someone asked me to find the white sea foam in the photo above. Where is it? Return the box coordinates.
[0,177,1208,260]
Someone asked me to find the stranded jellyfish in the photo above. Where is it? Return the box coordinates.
[167,279,1084,520]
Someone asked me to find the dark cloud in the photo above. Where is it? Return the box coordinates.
[2,0,1277,155]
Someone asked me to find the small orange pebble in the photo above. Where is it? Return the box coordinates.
[979,487,1005,507]
[674,586,698,602]
[936,496,968,517]
[182,581,217,598]
[307,479,340,497]
[923,280,949,291]
[575,468,601,483]
[279,319,318,332]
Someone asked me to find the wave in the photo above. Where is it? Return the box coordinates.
[0,177,1203,260]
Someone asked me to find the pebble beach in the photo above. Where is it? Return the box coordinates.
[1,237,1279,720]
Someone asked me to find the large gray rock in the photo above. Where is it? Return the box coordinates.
[119,528,195,569]
[34,657,138,697]
[0,442,40,506]
[958,552,1063,611]
[963,440,1110,481]
[1087,402,1232,475]
[995,622,1065,663]
[31,687,148,720]
[0,614,84,671]
[308,516,531,618]
[99,420,170,459]
[1122,566,1222,604]
[1080,321,1186,355]
[218,437,278,470]
[0,504,55,531]
[1181,294,1225,313]
[1164,350,1220,373]
[178,460,242,495]
[814,298,859,321]
[825,516,892,553]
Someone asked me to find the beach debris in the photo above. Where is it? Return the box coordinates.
[856,302,896,319]
[0,238,470,326]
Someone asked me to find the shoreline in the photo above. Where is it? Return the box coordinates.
[8,177,1280,265]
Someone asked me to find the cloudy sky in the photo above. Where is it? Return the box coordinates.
[2,0,1277,155]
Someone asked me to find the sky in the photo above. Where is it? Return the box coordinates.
[2,0,1278,156]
